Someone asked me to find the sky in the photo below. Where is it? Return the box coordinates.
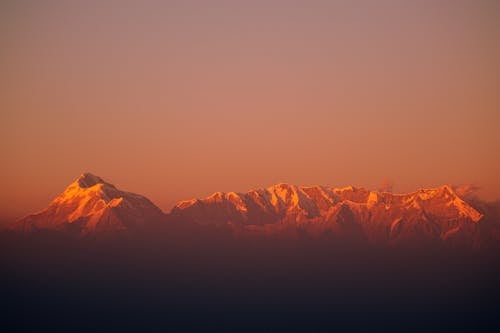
[1,0,499,222]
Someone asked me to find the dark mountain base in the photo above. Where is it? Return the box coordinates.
[1,229,499,332]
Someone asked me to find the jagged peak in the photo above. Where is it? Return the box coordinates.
[208,191,225,199]
[436,184,457,197]
[76,173,107,188]
[267,183,301,206]
[267,183,297,192]
[301,184,329,192]
[408,185,458,201]
[332,185,369,194]
[48,173,124,207]
[174,198,198,210]
[334,185,355,192]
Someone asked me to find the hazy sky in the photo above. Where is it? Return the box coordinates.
[1,0,499,221]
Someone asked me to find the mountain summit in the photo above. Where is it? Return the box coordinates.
[12,173,165,235]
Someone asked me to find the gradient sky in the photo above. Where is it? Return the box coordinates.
[1,0,499,222]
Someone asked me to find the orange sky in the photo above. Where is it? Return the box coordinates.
[1,0,499,222]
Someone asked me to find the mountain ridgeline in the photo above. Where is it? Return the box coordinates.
[3,173,500,331]
[9,173,500,249]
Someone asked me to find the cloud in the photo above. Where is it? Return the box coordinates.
[453,184,481,199]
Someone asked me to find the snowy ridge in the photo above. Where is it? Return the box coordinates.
[172,183,484,245]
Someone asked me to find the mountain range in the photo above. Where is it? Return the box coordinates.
[9,173,500,247]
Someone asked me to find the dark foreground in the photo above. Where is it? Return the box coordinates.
[1,228,499,332]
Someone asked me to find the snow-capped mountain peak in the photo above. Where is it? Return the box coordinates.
[12,173,165,235]
[76,172,107,188]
